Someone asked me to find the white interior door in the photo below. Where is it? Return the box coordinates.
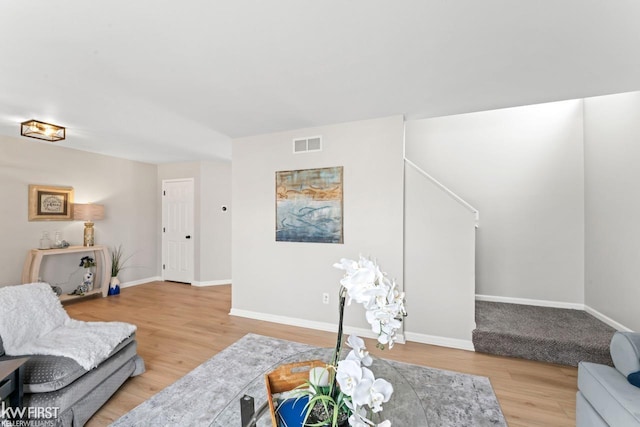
[162,179,194,283]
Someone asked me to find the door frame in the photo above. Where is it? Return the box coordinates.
[161,178,195,283]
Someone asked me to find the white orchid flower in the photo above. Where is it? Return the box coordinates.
[356,285,390,310]
[345,401,370,427]
[346,399,390,427]
[366,308,403,347]
[348,415,367,427]
[345,283,377,306]
[351,368,393,412]
[348,411,392,427]
[348,414,371,427]
[346,335,373,367]
[350,367,376,406]
[351,378,374,408]
[385,281,407,316]
[333,258,359,275]
[335,256,387,306]
[336,359,364,396]
[367,378,394,412]
[367,304,403,327]
[341,271,376,304]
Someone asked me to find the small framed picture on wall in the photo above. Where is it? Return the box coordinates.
[28,184,74,221]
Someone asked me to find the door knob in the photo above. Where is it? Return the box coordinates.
[185,235,191,239]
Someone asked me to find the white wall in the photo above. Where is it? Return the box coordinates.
[405,100,585,303]
[157,160,232,284]
[0,134,158,288]
[231,116,404,333]
[584,91,640,331]
[200,160,232,283]
[404,163,477,346]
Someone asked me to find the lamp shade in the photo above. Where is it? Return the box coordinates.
[73,204,105,222]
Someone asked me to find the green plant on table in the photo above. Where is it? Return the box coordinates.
[79,256,96,268]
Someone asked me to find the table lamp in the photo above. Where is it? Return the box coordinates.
[73,203,105,246]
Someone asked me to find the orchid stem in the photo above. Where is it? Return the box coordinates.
[330,286,347,399]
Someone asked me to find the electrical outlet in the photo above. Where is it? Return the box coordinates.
[322,293,330,304]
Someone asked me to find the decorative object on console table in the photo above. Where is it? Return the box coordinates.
[53,231,62,248]
[73,203,105,246]
[72,256,96,295]
[39,231,51,249]
[265,256,406,427]
[28,184,74,221]
[51,231,71,249]
[109,244,132,296]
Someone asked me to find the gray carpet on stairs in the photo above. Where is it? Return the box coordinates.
[473,301,616,367]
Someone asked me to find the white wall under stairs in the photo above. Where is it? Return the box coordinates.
[403,158,478,350]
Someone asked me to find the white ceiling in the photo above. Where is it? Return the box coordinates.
[1,1,639,164]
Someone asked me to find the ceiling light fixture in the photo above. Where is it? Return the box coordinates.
[20,119,66,142]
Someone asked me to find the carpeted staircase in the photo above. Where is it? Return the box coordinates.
[473,301,616,367]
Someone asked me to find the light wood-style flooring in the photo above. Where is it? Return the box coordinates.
[64,282,578,426]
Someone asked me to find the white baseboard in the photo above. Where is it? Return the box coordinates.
[121,276,162,289]
[475,294,584,310]
[476,293,632,331]
[229,308,406,344]
[404,332,474,352]
[584,305,632,332]
[191,280,232,287]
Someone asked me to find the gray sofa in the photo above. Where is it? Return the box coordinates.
[0,281,145,427]
[1,333,144,426]
[577,331,640,426]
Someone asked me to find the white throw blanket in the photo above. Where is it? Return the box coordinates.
[0,282,136,370]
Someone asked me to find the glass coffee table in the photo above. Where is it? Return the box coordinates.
[210,348,428,426]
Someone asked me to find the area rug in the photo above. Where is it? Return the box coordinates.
[112,334,506,427]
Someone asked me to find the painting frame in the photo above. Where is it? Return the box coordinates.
[28,184,74,221]
[276,166,344,244]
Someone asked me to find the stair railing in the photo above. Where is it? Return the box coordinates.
[404,158,479,227]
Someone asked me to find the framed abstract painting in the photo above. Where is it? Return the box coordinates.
[276,166,343,243]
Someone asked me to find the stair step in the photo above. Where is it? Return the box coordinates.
[473,301,616,366]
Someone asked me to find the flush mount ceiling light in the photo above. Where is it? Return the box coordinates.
[20,119,66,142]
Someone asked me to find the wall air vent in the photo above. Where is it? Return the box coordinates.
[293,136,322,153]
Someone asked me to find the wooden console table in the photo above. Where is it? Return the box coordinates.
[21,245,111,301]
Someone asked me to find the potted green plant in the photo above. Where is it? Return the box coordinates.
[109,245,131,296]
